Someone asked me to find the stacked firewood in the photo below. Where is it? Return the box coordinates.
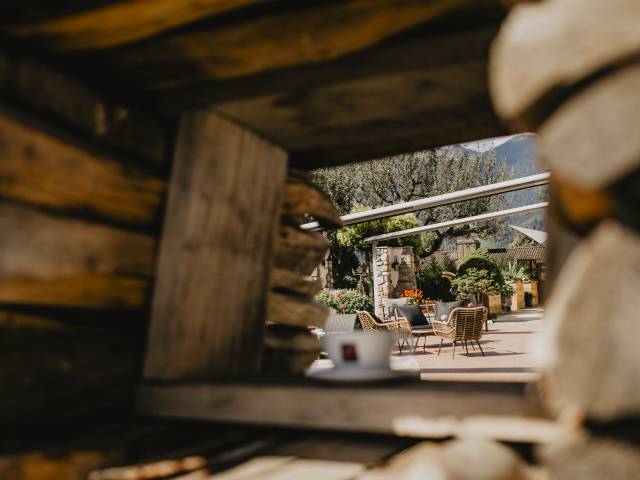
[263,170,342,374]
[491,0,640,477]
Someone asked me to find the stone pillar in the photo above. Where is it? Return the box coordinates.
[372,245,393,316]
[456,238,479,260]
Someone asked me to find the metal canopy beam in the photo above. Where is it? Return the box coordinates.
[301,173,549,231]
[364,202,549,243]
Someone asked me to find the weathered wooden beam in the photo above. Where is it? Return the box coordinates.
[92,0,483,88]
[274,226,330,276]
[2,0,261,50]
[540,220,640,421]
[270,267,322,298]
[0,309,144,432]
[266,292,328,329]
[0,109,166,227]
[0,51,168,165]
[539,64,640,190]
[490,0,640,127]
[282,175,341,228]
[0,203,154,308]
[143,111,287,380]
[137,381,563,443]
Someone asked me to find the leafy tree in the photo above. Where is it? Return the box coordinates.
[416,257,456,301]
[313,147,506,254]
[312,146,507,288]
[501,261,530,283]
[315,289,372,314]
[451,248,513,303]
[336,209,426,255]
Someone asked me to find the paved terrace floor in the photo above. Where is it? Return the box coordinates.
[311,308,544,383]
[408,307,543,382]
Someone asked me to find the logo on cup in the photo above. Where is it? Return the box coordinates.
[341,343,358,362]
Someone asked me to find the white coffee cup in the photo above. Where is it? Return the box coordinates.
[321,331,393,370]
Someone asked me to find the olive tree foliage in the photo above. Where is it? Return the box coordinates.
[312,147,507,255]
[336,210,426,254]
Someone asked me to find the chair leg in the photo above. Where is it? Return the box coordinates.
[464,340,469,354]
[476,340,485,356]
[437,338,444,356]
[452,341,456,359]
[470,340,476,350]
[398,339,403,354]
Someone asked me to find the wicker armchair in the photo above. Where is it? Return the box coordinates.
[432,306,488,359]
[356,311,412,353]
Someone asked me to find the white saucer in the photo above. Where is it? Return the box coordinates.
[306,366,418,382]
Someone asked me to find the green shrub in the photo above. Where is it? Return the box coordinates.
[451,248,513,302]
[501,261,530,283]
[315,289,372,314]
[416,256,456,301]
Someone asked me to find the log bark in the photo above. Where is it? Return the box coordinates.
[359,439,529,480]
[0,203,154,308]
[540,220,640,421]
[0,52,168,164]
[490,0,640,125]
[0,309,144,432]
[539,64,640,190]
[143,111,287,380]
[282,176,341,228]
[540,436,640,480]
[3,0,261,50]
[0,109,165,227]
[270,267,322,298]
[274,226,330,276]
[98,0,479,87]
[266,292,328,329]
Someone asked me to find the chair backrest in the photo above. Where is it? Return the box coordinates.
[356,311,383,331]
[381,297,408,319]
[449,307,488,341]
[324,314,356,333]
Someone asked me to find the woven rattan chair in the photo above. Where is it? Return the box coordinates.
[393,303,436,353]
[432,306,488,359]
[356,311,412,353]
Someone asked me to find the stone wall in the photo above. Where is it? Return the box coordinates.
[373,246,416,315]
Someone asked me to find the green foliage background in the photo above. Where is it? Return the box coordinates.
[315,289,373,314]
[451,248,513,302]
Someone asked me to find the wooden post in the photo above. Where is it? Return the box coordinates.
[143,111,287,380]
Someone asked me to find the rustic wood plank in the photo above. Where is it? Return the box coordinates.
[0,203,154,307]
[3,0,261,50]
[100,0,478,88]
[541,436,640,480]
[137,381,562,443]
[270,267,322,298]
[274,226,329,276]
[143,111,287,380]
[218,57,503,167]
[490,0,640,124]
[282,176,341,228]
[539,65,640,190]
[540,220,640,421]
[0,51,168,165]
[358,438,531,480]
[266,292,328,329]
[0,109,166,226]
[0,309,144,432]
